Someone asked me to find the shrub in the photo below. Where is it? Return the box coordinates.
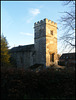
[1,67,75,99]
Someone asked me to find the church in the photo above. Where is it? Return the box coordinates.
[10,18,58,68]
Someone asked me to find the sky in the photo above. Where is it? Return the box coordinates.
[1,1,75,54]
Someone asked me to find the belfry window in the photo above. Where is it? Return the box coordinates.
[50,30,53,35]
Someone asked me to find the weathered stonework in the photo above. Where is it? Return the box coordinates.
[34,18,58,67]
[10,18,58,68]
[45,19,58,66]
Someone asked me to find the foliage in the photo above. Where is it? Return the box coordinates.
[1,67,75,100]
[9,56,17,68]
[1,34,10,67]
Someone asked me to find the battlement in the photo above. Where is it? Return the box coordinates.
[34,18,57,27]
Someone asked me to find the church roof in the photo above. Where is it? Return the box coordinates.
[10,44,34,52]
[59,53,75,60]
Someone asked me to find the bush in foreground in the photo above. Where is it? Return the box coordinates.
[1,67,75,100]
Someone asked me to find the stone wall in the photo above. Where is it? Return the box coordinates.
[34,37,46,66]
[45,18,58,66]
[10,45,35,68]
[11,51,35,68]
[34,21,46,66]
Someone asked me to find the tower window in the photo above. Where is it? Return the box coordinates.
[50,30,53,35]
[50,53,54,62]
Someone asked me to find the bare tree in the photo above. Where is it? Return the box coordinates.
[59,0,75,53]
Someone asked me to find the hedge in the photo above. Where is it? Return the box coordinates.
[1,67,75,100]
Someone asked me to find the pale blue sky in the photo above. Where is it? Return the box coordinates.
[1,1,75,54]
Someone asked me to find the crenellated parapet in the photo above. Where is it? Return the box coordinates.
[34,18,57,27]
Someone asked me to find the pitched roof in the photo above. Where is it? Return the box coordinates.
[59,53,75,59]
[10,44,34,52]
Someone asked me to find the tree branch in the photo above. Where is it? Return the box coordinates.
[64,40,75,47]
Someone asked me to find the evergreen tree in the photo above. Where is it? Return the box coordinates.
[1,34,10,67]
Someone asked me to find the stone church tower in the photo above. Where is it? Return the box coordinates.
[10,18,58,68]
[34,18,58,67]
